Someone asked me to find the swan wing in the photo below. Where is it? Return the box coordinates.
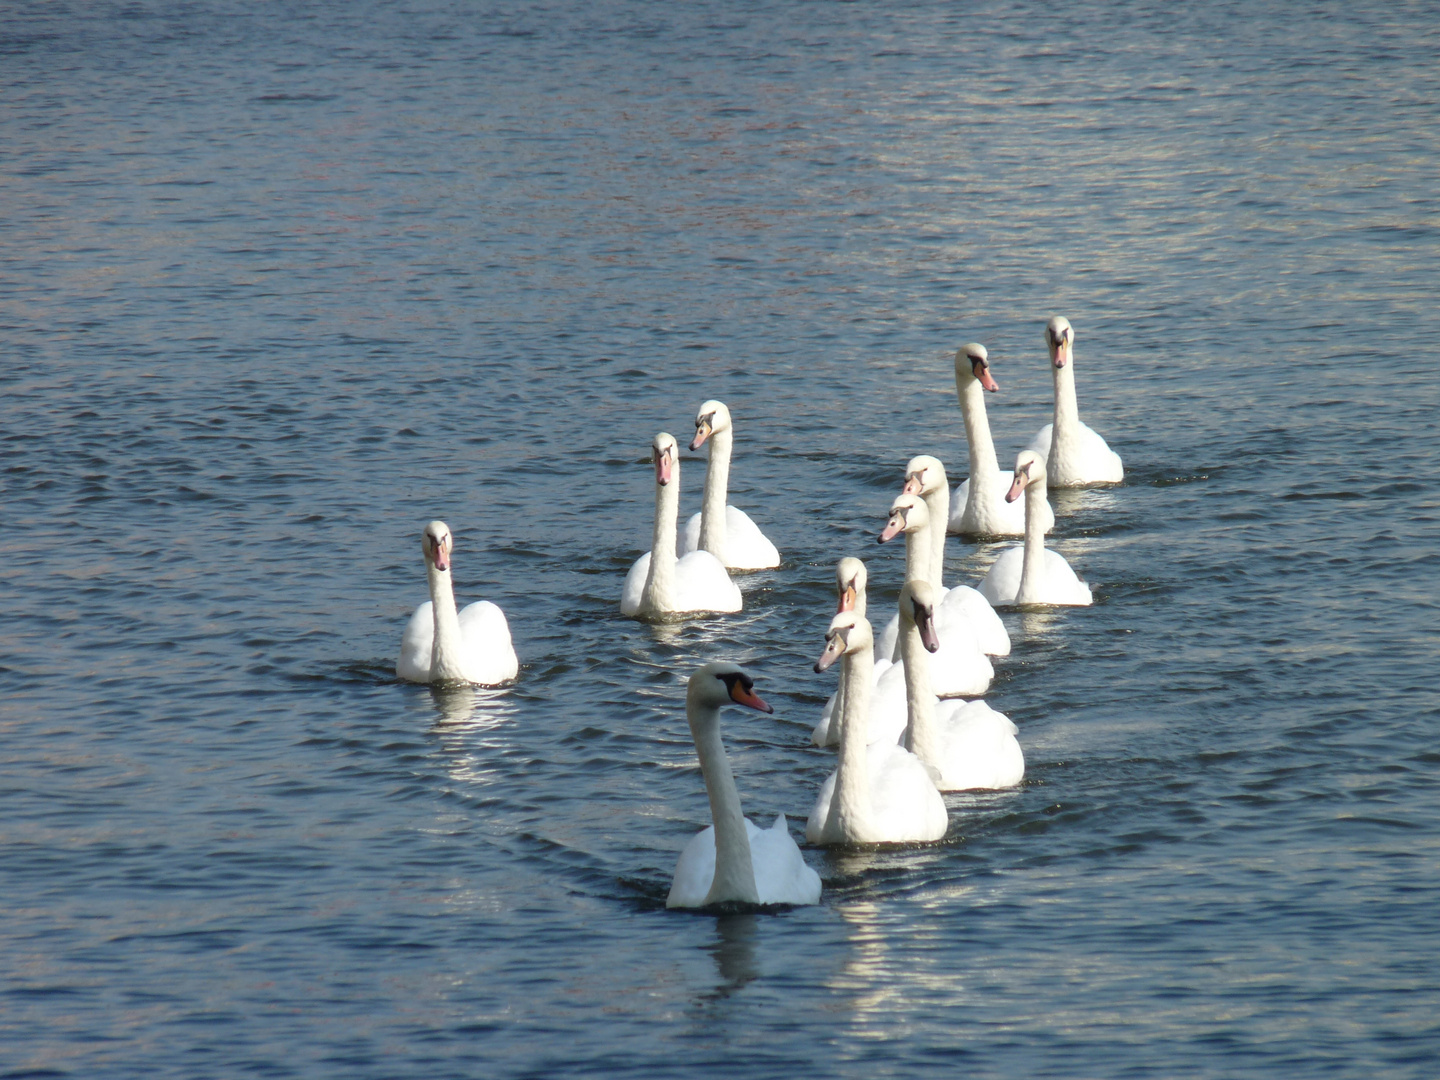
[666,824,719,909]
[674,550,743,613]
[938,584,1011,656]
[720,504,781,570]
[396,602,434,683]
[750,815,822,905]
[867,742,949,842]
[678,511,703,557]
[933,698,1025,790]
[620,551,652,616]
[977,545,1024,607]
[457,601,519,685]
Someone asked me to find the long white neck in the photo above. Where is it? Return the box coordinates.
[957,370,1001,483]
[1016,478,1050,605]
[642,469,680,613]
[900,613,939,769]
[1050,360,1081,470]
[690,704,759,905]
[830,640,875,842]
[923,487,949,589]
[904,527,929,588]
[699,428,732,560]
[427,563,467,682]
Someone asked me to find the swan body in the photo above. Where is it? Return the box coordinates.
[1027,317,1123,487]
[979,450,1093,607]
[898,580,1024,791]
[666,664,821,908]
[807,613,947,845]
[678,400,781,571]
[621,433,742,618]
[396,521,518,686]
[948,344,1055,537]
[876,491,1005,679]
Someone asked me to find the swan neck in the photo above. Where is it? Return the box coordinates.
[427,564,467,682]
[924,488,948,588]
[1051,361,1081,463]
[832,644,875,841]
[1017,479,1050,604]
[690,705,759,906]
[958,372,1001,478]
[904,527,929,589]
[900,616,939,767]
[699,428,731,559]
[643,466,679,612]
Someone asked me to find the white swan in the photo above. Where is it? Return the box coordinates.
[898,580,1025,791]
[810,557,894,748]
[679,400,781,571]
[621,433,742,618]
[979,450,1093,607]
[396,520,519,686]
[949,343,1054,537]
[1027,317,1124,487]
[667,663,822,908]
[806,612,948,845]
[875,492,1001,691]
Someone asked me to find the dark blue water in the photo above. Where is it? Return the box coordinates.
[3,2,1438,1076]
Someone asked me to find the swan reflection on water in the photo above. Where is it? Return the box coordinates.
[705,912,761,999]
[427,685,517,787]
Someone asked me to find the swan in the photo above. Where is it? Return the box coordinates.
[898,579,1025,791]
[806,612,948,845]
[978,450,1093,607]
[679,400,781,571]
[810,557,895,748]
[949,343,1054,537]
[396,520,519,686]
[874,492,1001,693]
[1027,317,1124,487]
[666,663,822,908]
[621,433,742,618]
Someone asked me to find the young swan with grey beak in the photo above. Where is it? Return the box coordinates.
[898,579,1025,791]
[396,520,519,686]
[978,450,1093,607]
[806,611,948,846]
[666,663,822,908]
[621,432,742,619]
[679,399,782,571]
[948,343,1054,537]
[1027,316,1124,487]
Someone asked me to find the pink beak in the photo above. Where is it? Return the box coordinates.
[434,544,451,572]
[654,452,672,486]
[902,474,923,496]
[836,585,857,614]
[1005,472,1027,503]
[976,365,1000,392]
[1052,343,1068,369]
[878,516,904,543]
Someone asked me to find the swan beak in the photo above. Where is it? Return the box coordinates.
[433,544,451,572]
[1052,342,1069,369]
[917,609,940,653]
[878,512,905,543]
[654,450,673,486]
[690,419,713,451]
[902,473,923,497]
[974,361,1000,392]
[836,584,857,614]
[814,637,844,673]
[1005,469,1028,503]
[728,682,774,714]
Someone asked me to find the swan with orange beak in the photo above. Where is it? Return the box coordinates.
[978,450,1093,607]
[679,399,782,571]
[1026,317,1124,487]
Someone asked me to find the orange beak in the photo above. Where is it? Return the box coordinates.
[728,681,773,714]
[836,584,857,614]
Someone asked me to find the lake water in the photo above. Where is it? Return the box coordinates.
[3,2,1438,1076]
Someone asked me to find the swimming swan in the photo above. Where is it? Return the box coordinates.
[810,557,895,748]
[898,579,1025,791]
[978,450,1093,607]
[667,663,822,908]
[949,343,1054,537]
[1027,317,1124,487]
[396,520,518,686]
[806,612,948,845]
[622,433,742,618]
[679,400,781,571]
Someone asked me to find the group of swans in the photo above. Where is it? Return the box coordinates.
[390,318,1123,911]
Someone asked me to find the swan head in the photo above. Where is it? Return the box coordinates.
[688,662,773,717]
[901,455,948,499]
[835,557,867,615]
[956,342,1000,392]
[1045,316,1073,369]
[1006,449,1047,502]
[690,399,732,451]
[899,579,940,653]
[878,492,929,543]
[815,611,873,673]
[652,432,678,486]
[422,520,453,572]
